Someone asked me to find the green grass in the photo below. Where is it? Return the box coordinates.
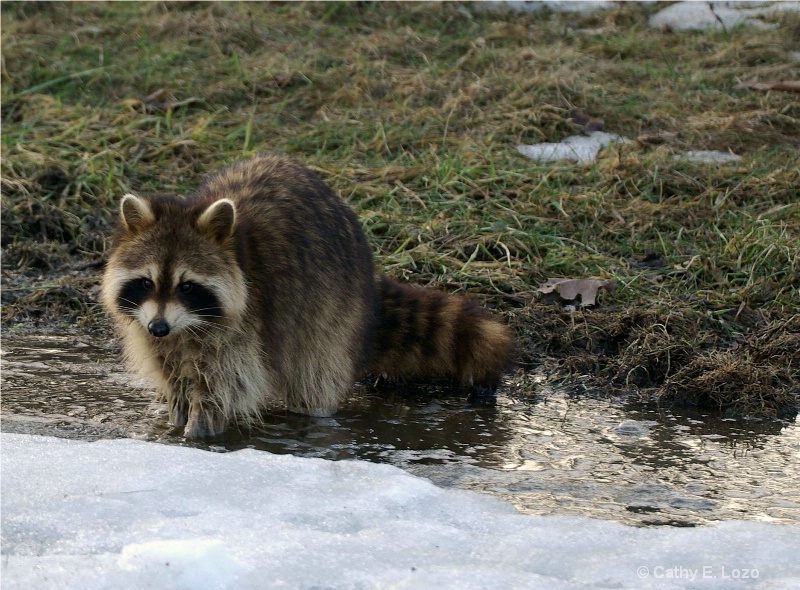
[2,1,798,416]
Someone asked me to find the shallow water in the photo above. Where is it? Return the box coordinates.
[2,333,798,527]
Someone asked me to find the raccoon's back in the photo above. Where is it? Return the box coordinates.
[193,155,380,376]
[195,155,374,276]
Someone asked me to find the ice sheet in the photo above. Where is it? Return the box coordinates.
[2,433,798,589]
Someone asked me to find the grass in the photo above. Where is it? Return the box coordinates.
[2,1,798,417]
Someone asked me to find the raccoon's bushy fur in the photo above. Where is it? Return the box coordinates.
[102,155,514,438]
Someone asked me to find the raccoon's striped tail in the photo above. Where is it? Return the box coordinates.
[365,277,514,394]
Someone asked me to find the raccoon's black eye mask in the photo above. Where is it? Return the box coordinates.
[116,278,155,314]
[175,282,224,318]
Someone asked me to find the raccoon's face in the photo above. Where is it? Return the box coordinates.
[112,266,231,338]
[102,194,247,338]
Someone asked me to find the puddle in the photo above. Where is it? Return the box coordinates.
[2,334,798,527]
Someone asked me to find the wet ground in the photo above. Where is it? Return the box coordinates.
[2,333,798,527]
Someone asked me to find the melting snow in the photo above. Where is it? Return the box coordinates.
[681,150,743,164]
[487,1,617,14]
[517,131,631,164]
[649,1,800,32]
[2,433,799,589]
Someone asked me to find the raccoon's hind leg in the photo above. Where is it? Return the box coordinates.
[282,330,362,417]
[466,383,500,406]
[285,359,354,418]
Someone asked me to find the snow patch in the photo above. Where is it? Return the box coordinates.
[649,1,800,32]
[681,150,742,164]
[487,1,617,14]
[119,539,246,588]
[517,133,744,166]
[2,433,799,589]
[517,131,631,164]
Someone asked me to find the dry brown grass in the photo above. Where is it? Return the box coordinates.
[2,2,798,416]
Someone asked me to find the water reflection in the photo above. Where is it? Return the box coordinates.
[1,334,797,527]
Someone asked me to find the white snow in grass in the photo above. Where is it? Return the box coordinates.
[486,1,617,14]
[680,150,743,164]
[649,1,800,32]
[517,135,745,166]
[2,433,799,590]
[517,131,631,164]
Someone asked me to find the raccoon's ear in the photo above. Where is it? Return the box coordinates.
[197,198,236,243]
[120,194,155,234]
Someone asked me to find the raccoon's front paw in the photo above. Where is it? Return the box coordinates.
[183,402,227,439]
[168,397,189,427]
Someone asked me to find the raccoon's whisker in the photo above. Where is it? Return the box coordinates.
[191,307,225,314]
[187,326,213,339]
[117,297,140,310]
[190,319,232,336]
[192,317,230,329]
[189,322,219,338]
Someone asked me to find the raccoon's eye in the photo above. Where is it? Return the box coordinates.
[141,278,154,291]
[178,281,194,293]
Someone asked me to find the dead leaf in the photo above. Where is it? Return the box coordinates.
[537,278,617,307]
[569,109,604,132]
[636,132,676,146]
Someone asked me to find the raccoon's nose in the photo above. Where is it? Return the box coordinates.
[147,319,171,338]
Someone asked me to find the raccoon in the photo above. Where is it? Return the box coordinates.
[102,155,513,438]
